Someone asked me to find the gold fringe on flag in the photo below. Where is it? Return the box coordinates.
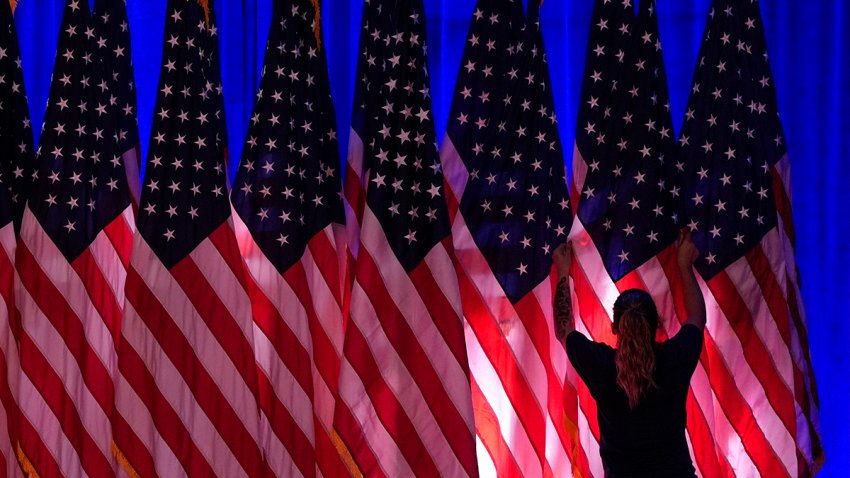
[310,0,322,50]
[331,428,363,478]
[9,0,18,14]
[196,0,211,28]
[112,441,142,478]
[16,443,41,478]
[562,413,585,478]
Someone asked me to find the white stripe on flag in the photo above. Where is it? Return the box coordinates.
[118,299,249,478]
[127,236,262,445]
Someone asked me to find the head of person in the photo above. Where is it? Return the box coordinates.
[612,288,659,409]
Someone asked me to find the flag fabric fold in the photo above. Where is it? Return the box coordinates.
[568,2,709,477]
[92,0,142,205]
[333,0,479,476]
[440,1,574,476]
[0,2,30,473]
[0,160,21,477]
[229,0,348,476]
[13,0,136,474]
[677,0,823,476]
[111,1,270,476]
[0,0,35,232]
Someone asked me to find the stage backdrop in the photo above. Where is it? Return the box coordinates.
[14,0,849,475]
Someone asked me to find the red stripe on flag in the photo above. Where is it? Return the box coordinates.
[699,331,790,478]
[168,258,260,395]
[355,247,472,475]
[623,248,730,478]
[70,248,123,351]
[685,388,734,478]
[254,369,316,477]
[773,161,823,472]
[16,242,114,411]
[111,407,158,478]
[115,331,216,477]
[746,245,820,473]
[0,242,13,322]
[281,259,349,478]
[339,320,440,477]
[408,241,470,376]
[661,252,791,478]
[706,271,797,437]
[103,212,134,269]
[745,245,792,345]
[0,347,19,474]
[307,229,344,308]
[470,377,524,478]
[514,291,585,461]
[16,411,61,478]
[345,162,366,226]
[18,331,113,477]
[785,273,823,465]
[240,254,345,477]
[245,273,313,394]
[313,416,348,478]
[124,265,266,476]
[333,397,385,478]
[283,260,338,398]
[451,256,554,477]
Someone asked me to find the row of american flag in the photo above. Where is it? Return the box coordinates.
[0,0,823,476]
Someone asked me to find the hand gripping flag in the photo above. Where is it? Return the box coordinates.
[677,0,823,475]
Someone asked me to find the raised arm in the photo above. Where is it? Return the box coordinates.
[552,242,575,345]
[677,230,706,331]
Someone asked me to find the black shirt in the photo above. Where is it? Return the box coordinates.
[566,324,703,478]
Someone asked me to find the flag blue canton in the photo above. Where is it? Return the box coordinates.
[0,168,11,229]
[28,0,130,261]
[92,0,139,155]
[678,0,784,279]
[446,0,570,304]
[0,0,35,231]
[575,0,678,281]
[231,0,343,274]
[138,0,229,268]
[352,0,450,272]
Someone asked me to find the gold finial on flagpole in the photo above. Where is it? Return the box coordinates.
[196,0,211,28]
[311,0,322,50]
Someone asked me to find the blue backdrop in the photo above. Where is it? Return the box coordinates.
[14,0,850,475]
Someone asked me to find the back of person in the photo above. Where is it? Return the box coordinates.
[553,232,706,478]
[566,324,703,478]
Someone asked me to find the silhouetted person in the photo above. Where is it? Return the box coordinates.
[553,230,705,478]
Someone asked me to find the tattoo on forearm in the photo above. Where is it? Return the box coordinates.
[554,276,573,345]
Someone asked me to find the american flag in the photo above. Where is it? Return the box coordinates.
[677,0,822,476]
[111,1,271,476]
[0,0,34,232]
[13,0,135,474]
[229,0,348,476]
[0,2,28,472]
[332,0,478,475]
[0,159,22,477]
[440,0,573,476]
[91,0,141,205]
[568,2,708,477]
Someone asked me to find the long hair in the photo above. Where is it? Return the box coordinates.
[612,289,659,409]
